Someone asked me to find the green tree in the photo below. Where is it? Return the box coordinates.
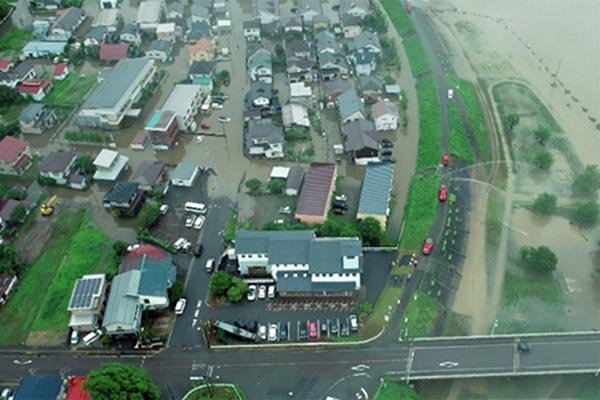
[572,165,600,197]
[226,278,249,303]
[0,85,17,108]
[84,363,160,400]
[245,178,262,195]
[573,200,599,228]
[0,244,20,275]
[520,245,558,273]
[112,240,128,256]
[137,203,161,230]
[168,280,184,304]
[0,121,19,139]
[363,4,387,34]
[505,113,520,131]
[358,302,373,319]
[534,127,551,145]
[318,218,358,237]
[4,187,25,200]
[533,151,553,170]
[209,271,233,296]
[75,155,97,176]
[9,204,27,223]
[218,70,230,87]
[267,179,285,194]
[358,217,384,246]
[380,37,400,69]
[532,193,557,215]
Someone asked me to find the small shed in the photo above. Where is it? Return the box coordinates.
[285,166,304,196]
[170,162,199,187]
[130,131,150,150]
[270,166,290,180]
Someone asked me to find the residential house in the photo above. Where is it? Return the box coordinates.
[312,13,329,31]
[146,39,173,62]
[188,60,215,81]
[341,119,380,165]
[357,162,394,227]
[19,103,57,134]
[315,30,340,55]
[286,57,315,83]
[145,109,179,149]
[91,8,121,33]
[341,13,361,38]
[243,19,261,41]
[103,181,144,217]
[298,0,322,24]
[235,230,362,296]
[385,83,401,97]
[282,16,302,34]
[29,0,62,10]
[190,4,210,23]
[245,81,275,109]
[0,62,35,89]
[119,23,141,46]
[76,58,156,129]
[161,84,203,130]
[372,99,399,131]
[339,0,369,19]
[136,0,164,32]
[289,81,313,103]
[168,15,187,38]
[67,274,107,332]
[355,51,378,76]
[130,160,166,191]
[100,0,118,8]
[39,151,87,189]
[17,79,52,101]
[130,131,150,150]
[0,59,14,73]
[170,162,199,187]
[156,22,177,41]
[83,26,108,48]
[338,89,365,124]
[0,274,18,305]
[247,47,272,83]
[187,21,212,42]
[285,165,304,196]
[99,43,129,62]
[0,136,31,175]
[323,78,351,108]
[188,38,214,63]
[295,162,337,224]
[192,0,213,11]
[282,103,310,128]
[245,118,284,159]
[286,40,312,59]
[166,1,184,20]
[246,38,275,58]
[0,199,30,228]
[103,245,176,336]
[21,41,67,58]
[318,52,349,81]
[350,31,382,57]
[48,7,86,41]
[92,149,130,183]
[13,375,65,400]
[358,75,384,103]
[254,0,280,32]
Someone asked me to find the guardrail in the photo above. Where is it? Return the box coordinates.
[412,330,600,342]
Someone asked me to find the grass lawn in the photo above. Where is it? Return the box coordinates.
[185,385,245,400]
[44,74,96,107]
[361,285,404,339]
[0,104,27,124]
[448,101,475,164]
[224,208,237,242]
[502,270,563,306]
[0,29,33,57]
[415,77,442,169]
[380,0,414,36]
[400,292,438,338]
[398,174,440,251]
[403,35,432,77]
[374,381,419,400]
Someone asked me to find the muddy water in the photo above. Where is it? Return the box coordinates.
[511,208,600,330]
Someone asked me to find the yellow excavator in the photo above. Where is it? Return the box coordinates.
[40,195,59,216]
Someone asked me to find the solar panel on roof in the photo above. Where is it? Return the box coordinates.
[69,277,103,309]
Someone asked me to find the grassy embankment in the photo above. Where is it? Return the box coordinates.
[0,29,32,57]
[0,210,113,345]
[374,381,419,400]
[448,101,475,164]
[399,292,439,338]
[184,385,246,400]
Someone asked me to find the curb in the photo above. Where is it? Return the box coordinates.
[413,330,600,342]
[182,383,244,400]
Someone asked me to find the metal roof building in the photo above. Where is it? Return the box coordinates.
[357,162,394,227]
[295,162,337,224]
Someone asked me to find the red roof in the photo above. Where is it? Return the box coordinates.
[99,44,129,61]
[54,63,68,76]
[17,79,51,94]
[129,244,167,260]
[0,59,13,71]
[12,154,30,171]
[66,376,90,400]
[0,136,29,163]
[295,162,337,217]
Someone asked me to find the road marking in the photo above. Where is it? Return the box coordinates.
[194,309,200,318]
[192,318,197,327]
[351,364,370,372]
[207,365,214,377]
[360,387,369,399]
[197,300,202,308]
[439,361,459,368]
[13,359,32,365]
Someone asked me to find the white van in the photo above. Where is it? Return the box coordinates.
[83,329,103,346]
[184,202,207,214]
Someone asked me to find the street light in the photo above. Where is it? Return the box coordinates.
[490,319,498,336]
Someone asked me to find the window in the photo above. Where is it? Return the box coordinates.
[293,273,298,278]
[144,299,150,304]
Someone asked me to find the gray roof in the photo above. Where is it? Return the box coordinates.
[83,58,153,109]
[298,0,322,21]
[276,274,359,293]
[372,99,398,118]
[14,375,63,400]
[246,119,284,145]
[85,26,108,40]
[350,31,381,53]
[286,165,304,192]
[104,181,139,203]
[341,13,362,27]
[315,30,340,54]
[103,270,141,329]
[357,162,394,216]
[296,162,336,217]
[148,39,172,53]
[324,78,351,97]
[191,4,210,18]
[167,1,184,15]
[120,22,139,35]
[19,103,45,122]
[38,151,78,173]
[338,89,364,120]
[245,81,275,103]
[138,255,176,297]
[340,0,369,14]
[309,238,362,273]
[243,19,260,29]
[189,61,216,76]
[172,162,198,180]
[358,75,384,93]
[52,7,84,32]
[130,160,165,187]
[342,119,378,151]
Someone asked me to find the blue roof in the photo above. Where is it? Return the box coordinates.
[357,162,394,216]
[338,89,364,120]
[172,162,198,180]
[22,41,67,54]
[15,375,63,400]
[138,255,176,297]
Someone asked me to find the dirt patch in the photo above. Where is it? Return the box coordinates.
[13,215,56,265]
[26,330,65,346]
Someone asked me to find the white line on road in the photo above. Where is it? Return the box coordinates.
[207,365,214,377]
[196,300,202,308]
[192,318,197,327]
[361,387,369,399]
[194,309,200,318]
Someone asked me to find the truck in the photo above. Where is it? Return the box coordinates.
[40,195,59,216]
[200,95,212,113]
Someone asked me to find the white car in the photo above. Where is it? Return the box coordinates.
[205,258,215,272]
[212,102,223,109]
[247,285,257,301]
[185,215,196,228]
[159,204,169,215]
[268,324,278,341]
[218,116,231,123]
[278,206,291,214]
[174,237,186,250]
[70,330,79,345]
[127,244,141,252]
[182,240,192,253]
[258,285,267,299]
[447,89,454,99]
[193,215,206,230]
[258,324,267,341]
[267,285,275,298]
[174,298,187,315]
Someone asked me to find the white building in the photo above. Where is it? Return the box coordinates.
[170,162,199,187]
[136,0,164,32]
[161,84,203,131]
[372,99,399,131]
[92,149,130,183]
[67,274,107,332]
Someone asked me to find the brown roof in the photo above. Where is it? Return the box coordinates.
[99,44,129,61]
[0,136,28,163]
[39,151,78,173]
[295,163,337,217]
[188,38,213,56]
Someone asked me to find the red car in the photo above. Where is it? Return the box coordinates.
[309,322,318,339]
[200,123,211,130]
[442,154,450,166]
[422,238,434,255]
[439,185,448,202]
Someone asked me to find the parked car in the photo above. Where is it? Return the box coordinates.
[70,330,79,345]
[299,322,308,340]
[200,123,211,130]
[278,206,292,214]
[193,243,204,257]
[247,285,257,301]
[381,150,392,158]
[127,243,141,252]
[159,204,169,215]
[447,89,454,99]
[442,154,450,166]
[258,285,267,299]
[334,202,348,210]
[439,186,448,202]
[335,194,347,202]
[422,238,434,255]
[83,329,103,346]
[333,208,347,216]
[258,324,267,341]
[349,314,359,332]
[185,215,196,228]
[182,240,192,253]
[321,322,328,335]
[267,285,275,298]
[329,320,339,336]
[174,237,186,250]
[193,215,206,230]
[212,102,223,110]
[218,116,231,123]
[279,323,288,341]
[309,322,318,339]
[175,298,187,315]
[518,342,532,353]
[205,258,215,272]
[380,139,393,148]
[340,321,350,336]
[1,388,13,400]
[268,324,278,341]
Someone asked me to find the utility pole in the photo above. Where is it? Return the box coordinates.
[551,59,561,88]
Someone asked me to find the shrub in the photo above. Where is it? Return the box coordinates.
[245,178,262,195]
[520,246,558,273]
[532,193,557,215]
[573,201,599,228]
